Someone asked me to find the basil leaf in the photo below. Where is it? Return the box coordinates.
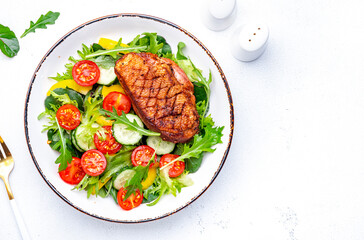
[21,11,60,38]
[0,24,19,58]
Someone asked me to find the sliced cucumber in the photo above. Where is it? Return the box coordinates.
[113,169,136,190]
[71,130,84,152]
[112,114,144,145]
[146,136,175,155]
[73,123,98,151]
[97,67,117,85]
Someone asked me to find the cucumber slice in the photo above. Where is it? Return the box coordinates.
[97,67,117,85]
[71,130,84,152]
[112,114,143,145]
[146,136,175,155]
[73,123,98,151]
[113,169,136,190]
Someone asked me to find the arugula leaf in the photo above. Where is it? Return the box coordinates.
[0,24,19,58]
[85,45,147,59]
[127,35,140,46]
[100,108,160,136]
[75,44,92,59]
[54,118,73,171]
[122,151,157,200]
[123,165,150,200]
[176,42,188,60]
[160,124,224,171]
[128,33,170,56]
[21,11,60,38]
[142,32,164,54]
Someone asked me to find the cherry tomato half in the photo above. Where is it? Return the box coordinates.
[159,154,185,178]
[94,126,122,155]
[80,149,107,176]
[59,157,86,185]
[131,145,156,167]
[72,60,100,86]
[117,187,143,211]
[56,104,81,130]
[102,92,131,116]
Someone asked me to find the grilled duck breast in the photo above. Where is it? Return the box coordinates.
[114,52,199,143]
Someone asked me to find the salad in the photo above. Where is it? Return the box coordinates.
[39,33,224,211]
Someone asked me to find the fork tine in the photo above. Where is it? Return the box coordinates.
[0,136,11,157]
[0,147,4,160]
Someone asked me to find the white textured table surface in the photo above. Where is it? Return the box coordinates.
[1,0,364,239]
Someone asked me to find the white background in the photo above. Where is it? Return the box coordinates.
[1,0,364,239]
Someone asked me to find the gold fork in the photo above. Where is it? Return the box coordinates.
[0,136,31,240]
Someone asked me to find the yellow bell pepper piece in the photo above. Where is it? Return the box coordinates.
[96,116,114,126]
[101,84,125,97]
[141,164,158,190]
[47,79,92,96]
[96,84,125,126]
[98,38,129,50]
[91,177,112,195]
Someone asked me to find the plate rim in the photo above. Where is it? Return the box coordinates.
[24,13,234,223]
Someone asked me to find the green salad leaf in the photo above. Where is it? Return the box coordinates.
[100,108,160,137]
[54,119,73,171]
[38,96,80,171]
[176,42,188,60]
[49,63,73,81]
[100,149,134,183]
[128,33,172,56]
[0,24,19,58]
[123,164,150,200]
[45,88,84,111]
[85,45,147,59]
[161,123,224,171]
[145,169,193,206]
[21,11,60,38]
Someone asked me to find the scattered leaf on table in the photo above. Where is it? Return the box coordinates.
[21,11,60,38]
[0,24,20,58]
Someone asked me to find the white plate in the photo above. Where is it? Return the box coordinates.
[24,13,234,223]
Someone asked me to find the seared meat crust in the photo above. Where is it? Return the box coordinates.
[114,52,199,143]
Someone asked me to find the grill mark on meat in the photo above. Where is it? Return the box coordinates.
[115,52,199,143]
